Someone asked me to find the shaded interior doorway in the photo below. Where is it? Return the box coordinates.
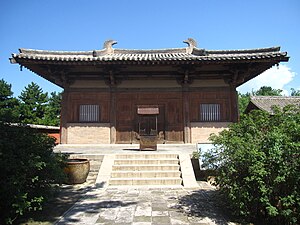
[132,105,165,144]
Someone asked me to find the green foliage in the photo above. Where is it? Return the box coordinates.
[19,82,49,124]
[238,92,250,115]
[253,86,283,96]
[191,151,200,159]
[0,123,67,224]
[0,79,20,122]
[43,92,62,126]
[291,88,300,96]
[18,82,62,126]
[203,106,300,224]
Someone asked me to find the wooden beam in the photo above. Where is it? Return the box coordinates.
[182,70,191,143]
[110,87,117,144]
[60,90,68,144]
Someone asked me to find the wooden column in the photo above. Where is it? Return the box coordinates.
[230,84,239,122]
[110,87,117,144]
[60,90,68,144]
[229,70,239,122]
[182,83,191,143]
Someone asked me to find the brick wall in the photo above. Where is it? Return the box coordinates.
[48,133,60,144]
[191,122,230,143]
[66,123,110,144]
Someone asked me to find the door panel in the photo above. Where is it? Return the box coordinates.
[132,105,165,144]
[139,116,157,135]
[115,92,184,144]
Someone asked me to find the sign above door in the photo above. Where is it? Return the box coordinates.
[137,107,159,115]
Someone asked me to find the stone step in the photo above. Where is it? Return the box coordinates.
[85,171,98,184]
[109,153,183,186]
[69,154,104,160]
[89,163,101,171]
[69,155,102,174]
[90,167,100,173]
[112,164,181,171]
[114,159,179,165]
[109,177,183,186]
[89,162,101,166]
[89,162,101,167]
[87,172,98,179]
[115,154,179,159]
[111,171,182,178]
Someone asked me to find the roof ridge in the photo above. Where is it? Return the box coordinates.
[251,96,300,99]
[207,46,281,54]
[113,48,187,54]
[18,46,283,56]
[19,48,94,55]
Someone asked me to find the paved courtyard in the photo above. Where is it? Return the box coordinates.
[54,144,235,225]
[55,184,233,225]
[54,143,197,155]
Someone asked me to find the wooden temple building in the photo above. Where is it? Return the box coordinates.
[10,38,289,145]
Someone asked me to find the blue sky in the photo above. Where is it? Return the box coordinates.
[1,0,299,96]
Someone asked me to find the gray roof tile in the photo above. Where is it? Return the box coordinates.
[249,96,300,114]
[11,44,288,65]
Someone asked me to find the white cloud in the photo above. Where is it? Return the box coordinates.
[237,64,296,95]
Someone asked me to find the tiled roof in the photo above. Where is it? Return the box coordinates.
[248,96,300,114]
[10,39,288,65]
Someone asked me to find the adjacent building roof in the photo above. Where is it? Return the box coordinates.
[10,123,60,130]
[245,96,300,114]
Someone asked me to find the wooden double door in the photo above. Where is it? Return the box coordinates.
[115,92,184,144]
[116,104,166,143]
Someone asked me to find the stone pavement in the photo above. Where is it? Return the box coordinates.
[54,144,197,155]
[55,183,233,225]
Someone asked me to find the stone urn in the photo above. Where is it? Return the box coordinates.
[64,158,90,184]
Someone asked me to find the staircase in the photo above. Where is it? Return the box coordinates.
[109,154,183,186]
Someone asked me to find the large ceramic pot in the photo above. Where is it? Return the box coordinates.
[64,158,90,184]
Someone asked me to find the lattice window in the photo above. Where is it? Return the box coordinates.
[200,104,221,121]
[79,105,100,122]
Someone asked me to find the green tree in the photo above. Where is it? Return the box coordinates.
[253,86,283,96]
[19,82,48,124]
[291,88,300,96]
[203,106,300,224]
[44,92,61,126]
[238,92,250,115]
[0,123,66,224]
[238,86,283,115]
[0,79,20,122]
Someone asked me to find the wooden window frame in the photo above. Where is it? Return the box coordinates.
[200,103,221,122]
[79,104,100,122]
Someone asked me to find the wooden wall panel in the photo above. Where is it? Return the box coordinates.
[189,88,232,122]
[65,87,236,144]
[116,94,134,143]
[67,92,110,123]
[165,128,183,142]
[166,100,182,124]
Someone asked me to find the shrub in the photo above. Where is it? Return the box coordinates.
[203,105,300,224]
[0,123,66,224]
